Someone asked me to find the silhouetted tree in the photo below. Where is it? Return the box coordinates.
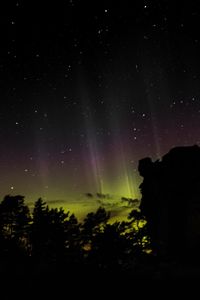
[127,210,151,256]
[0,194,31,274]
[88,221,132,271]
[31,199,66,261]
[0,195,30,246]
[81,207,110,244]
[30,198,83,271]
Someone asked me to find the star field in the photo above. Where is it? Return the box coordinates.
[1,1,200,210]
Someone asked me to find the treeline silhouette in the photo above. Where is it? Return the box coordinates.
[0,195,152,283]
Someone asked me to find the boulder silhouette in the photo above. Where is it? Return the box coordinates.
[139,145,200,259]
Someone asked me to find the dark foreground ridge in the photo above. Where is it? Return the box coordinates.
[1,145,200,286]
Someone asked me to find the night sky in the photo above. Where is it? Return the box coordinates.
[1,1,200,216]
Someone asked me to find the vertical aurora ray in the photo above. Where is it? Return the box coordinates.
[78,73,138,198]
[33,117,50,199]
[37,146,49,196]
[78,76,104,195]
[103,91,138,199]
[86,126,103,194]
[112,127,138,199]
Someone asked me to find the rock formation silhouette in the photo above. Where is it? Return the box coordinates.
[139,145,200,260]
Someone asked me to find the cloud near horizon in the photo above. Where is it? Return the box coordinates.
[26,193,140,222]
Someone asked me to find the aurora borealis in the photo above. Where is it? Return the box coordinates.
[1,1,200,218]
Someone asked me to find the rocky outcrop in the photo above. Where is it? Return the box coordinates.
[139,145,200,259]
